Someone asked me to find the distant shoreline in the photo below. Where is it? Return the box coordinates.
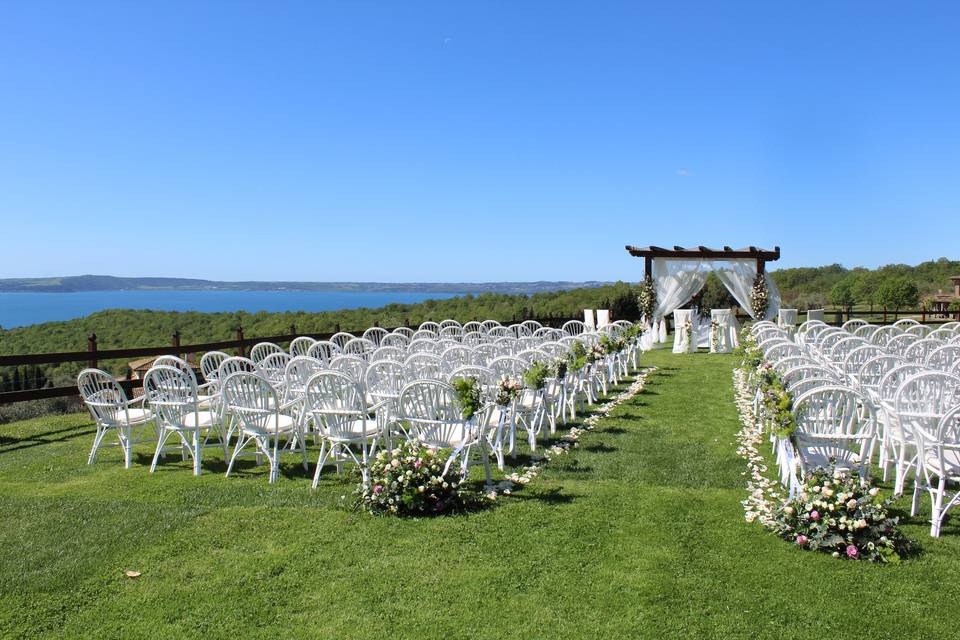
[0,275,612,295]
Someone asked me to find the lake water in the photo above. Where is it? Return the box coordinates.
[0,290,460,328]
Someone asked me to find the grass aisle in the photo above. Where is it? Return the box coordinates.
[2,351,960,638]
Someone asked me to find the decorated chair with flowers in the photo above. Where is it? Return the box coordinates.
[397,379,493,488]
[792,385,877,480]
[709,309,739,354]
[672,309,696,354]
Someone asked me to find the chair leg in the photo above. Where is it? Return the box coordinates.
[193,430,202,476]
[150,429,173,473]
[88,426,109,465]
[312,441,331,489]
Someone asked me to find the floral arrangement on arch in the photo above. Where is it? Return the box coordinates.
[495,376,523,406]
[771,464,912,563]
[751,273,769,319]
[637,278,657,323]
[357,441,467,516]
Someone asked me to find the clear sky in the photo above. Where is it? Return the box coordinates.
[1,2,958,282]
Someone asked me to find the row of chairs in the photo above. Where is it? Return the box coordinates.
[79,320,642,490]
[752,319,960,537]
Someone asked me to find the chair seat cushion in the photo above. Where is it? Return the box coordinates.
[325,418,380,441]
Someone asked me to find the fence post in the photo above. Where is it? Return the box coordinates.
[334,323,341,333]
[882,307,887,323]
[289,324,297,336]
[87,333,98,369]
[172,330,181,352]
[921,307,926,323]
[404,317,410,328]
[236,326,245,357]
[835,310,843,326]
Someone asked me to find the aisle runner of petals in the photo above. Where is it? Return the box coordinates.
[488,367,656,499]
[733,367,780,526]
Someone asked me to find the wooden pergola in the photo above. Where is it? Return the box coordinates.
[624,245,781,279]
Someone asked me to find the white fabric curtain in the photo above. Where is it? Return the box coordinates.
[649,258,781,343]
[652,259,710,343]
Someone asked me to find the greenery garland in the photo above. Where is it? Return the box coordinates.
[523,360,549,390]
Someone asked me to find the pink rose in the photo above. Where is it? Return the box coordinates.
[796,535,808,546]
[810,510,820,521]
[846,545,859,559]
[373,485,383,494]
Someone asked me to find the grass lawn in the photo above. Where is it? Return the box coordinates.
[2,349,960,639]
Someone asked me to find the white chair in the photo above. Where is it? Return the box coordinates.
[672,309,696,354]
[397,379,492,487]
[778,308,799,338]
[144,365,224,476]
[290,336,317,357]
[78,369,155,468]
[709,309,739,353]
[304,371,383,488]
[915,404,960,537]
[806,309,825,323]
[250,342,284,364]
[793,385,876,479]
[221,372,307,483]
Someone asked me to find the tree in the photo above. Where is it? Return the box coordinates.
[877,276,920,319]
[829,277,856,314]
[851,271,881,311]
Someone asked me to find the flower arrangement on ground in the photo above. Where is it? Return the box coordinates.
[495,376,523,406]
[771,464,913,563]
[451,376,482,420]
[357,441,467,516]
[751,273,769,319]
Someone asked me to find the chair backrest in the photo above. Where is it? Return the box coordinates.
[77,368,130,425]
[870,325,902,348]
[221,372,279,435]
[794,386,869,439]
[250,342,284,364]
[841,345,883,380]
[392,326,415,340]
[397,379,468,447]
[886,333,920,356]
[361,327,389,347]
[906,324,932,338]
[788,376,839,398]
[409,338,442,355]
[892,318,920,329]
[463,321,484,335]
[782,365,840,389]
[330,332,355,350]
[153,355,199,385]
[562,320,586,336]
[365,360,405,399]
[200,351,229,383]
[143,365,199,427]
[893,372,960,439]
[381,333,410,349]
[447,365,496,389]
[877,364,927,403]
[440,346,473,374]
[304,371,367,437]
[903,338,942,364]
[259,352,292,383]
[370,345,405,363]
[290,336,317,357]
[342,337,377,361]
[841,319,868,331]
[284,356,324,397]
[419,321,441,334]
[439,326,464,341]
[328,355,367,384]
[404,353,443,381]
[856,355,904,394]
[852,324,880,340]
[217,356,259,382]
[489,356,528,380]
[306,340,340,364]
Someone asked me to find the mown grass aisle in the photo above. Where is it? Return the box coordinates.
[2,351,960,638]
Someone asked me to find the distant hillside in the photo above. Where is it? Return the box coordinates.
[771,257,960,308]
[0,275,610,295]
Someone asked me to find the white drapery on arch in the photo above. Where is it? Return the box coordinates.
[648,258,780,342]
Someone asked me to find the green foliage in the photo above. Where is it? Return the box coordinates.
[772,258,960,308]
[829,276,857,311]
[877,276,920,310]
[451,377,482,420]
[522,361,549,390]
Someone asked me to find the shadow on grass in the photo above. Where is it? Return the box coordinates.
[0,424,96,454]
[511,486,578,506]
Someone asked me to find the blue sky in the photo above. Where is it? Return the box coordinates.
[1,2,958,282]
